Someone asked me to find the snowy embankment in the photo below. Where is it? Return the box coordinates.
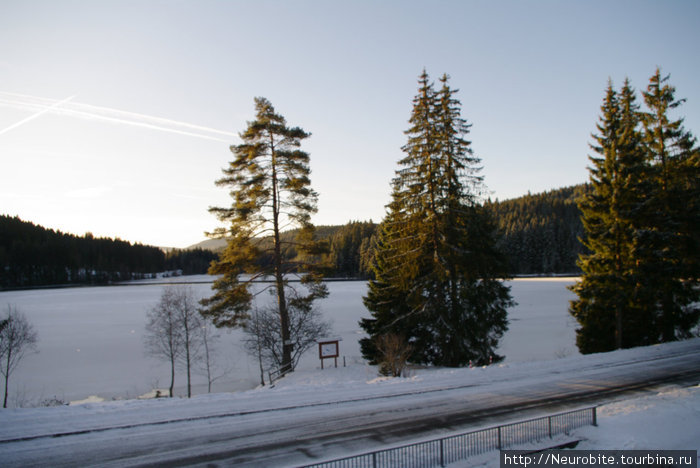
[0,338,698,466]
[450,384,700,467]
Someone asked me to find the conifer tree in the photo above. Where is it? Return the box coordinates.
[202,97,327,374]
[361,71,512,367]
[638,69,700,341]
[570,81,650,353]
[572,71,700,353]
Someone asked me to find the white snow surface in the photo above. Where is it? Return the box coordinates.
[0,338,698,467]
[1,277,698,467]
[0,277,580,405]
[449,384,700,467]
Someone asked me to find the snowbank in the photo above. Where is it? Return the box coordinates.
[449,385,700,467]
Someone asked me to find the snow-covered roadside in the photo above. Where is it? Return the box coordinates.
[0,338,698,445]
[448,385,700,467]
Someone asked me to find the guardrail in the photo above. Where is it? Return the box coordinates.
[268,365,293,386]
[299,406,596,468]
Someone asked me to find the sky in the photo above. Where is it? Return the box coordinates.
[1,0,699,248]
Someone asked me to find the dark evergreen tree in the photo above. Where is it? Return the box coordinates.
[638,69,700,341]
[202,97,327,374]
[361,71,512,367]
[571,71,700,353]
[570,81,650,353]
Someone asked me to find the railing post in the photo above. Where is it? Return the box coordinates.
[372,451,377,468]
[592,407,597,426]
[440,438,445,467]
[548,416,552,438]
[497,426,502,449]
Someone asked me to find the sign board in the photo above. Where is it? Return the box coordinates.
[318,340,339,359]
[318,339,340,369]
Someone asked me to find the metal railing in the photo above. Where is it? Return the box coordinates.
[300,406,597,468]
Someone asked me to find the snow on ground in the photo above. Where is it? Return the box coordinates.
[1,277,698,466]
[0,275,578,407]
[0,277,580,406]
[1,338,698,446]
[449,384,700,467]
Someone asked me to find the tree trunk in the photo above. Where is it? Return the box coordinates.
[253,310,265,386]
[169,357,175,398]
[3,350,10,408]
[202,328,214,392]
[185,339,191,398]
[270,133,292,374]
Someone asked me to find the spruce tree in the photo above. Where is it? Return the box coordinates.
[570,81,650,353]
[202,97,327,374]
[361,71,512,367]
[638,69,700,341]
[572,71,700,353]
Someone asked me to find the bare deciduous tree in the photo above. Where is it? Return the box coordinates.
[145,288,182,397]
[172,286,202,398]
[243,295,331,381]
[196,321,231,393]
[146,286,227,398]
[1,305,38,408]
[145,286,205,398]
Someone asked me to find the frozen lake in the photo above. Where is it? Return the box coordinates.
[0,277,579,406]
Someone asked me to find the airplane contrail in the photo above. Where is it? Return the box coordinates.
[0,91,239,142]
[0,95,76,136]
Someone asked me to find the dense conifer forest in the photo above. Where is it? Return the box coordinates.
[488,184,588,275]
[1,184,586,289]
[0,215,216,289]
[318,184,588,278]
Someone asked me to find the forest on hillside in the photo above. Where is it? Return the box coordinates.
[488,184,588,275]
[219,184,588,279]
[0,184,586,289]
[0,215,216,289]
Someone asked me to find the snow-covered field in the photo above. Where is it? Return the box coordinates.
[0,338,697,467]
[0,277,579,406]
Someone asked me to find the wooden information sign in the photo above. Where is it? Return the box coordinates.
[318,339,339,369]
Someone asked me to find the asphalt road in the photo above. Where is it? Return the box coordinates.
[2,341,699,468]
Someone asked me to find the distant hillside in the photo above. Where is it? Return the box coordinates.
[189,225,343,252]
[188,238,228,252]
[197,184,588,277]
[2,184,586,289]
[487,184,588,275]
[0,215,216,289]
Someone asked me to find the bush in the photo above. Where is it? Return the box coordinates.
[375,333,412,377]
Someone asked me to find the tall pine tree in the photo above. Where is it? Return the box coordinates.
[361,71,512,367]
[638,69,700,341]
[202,97,327,374]
[570,80,650,353]
[572,70,700,353]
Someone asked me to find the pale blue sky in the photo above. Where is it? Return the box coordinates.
[1,0,699,247]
